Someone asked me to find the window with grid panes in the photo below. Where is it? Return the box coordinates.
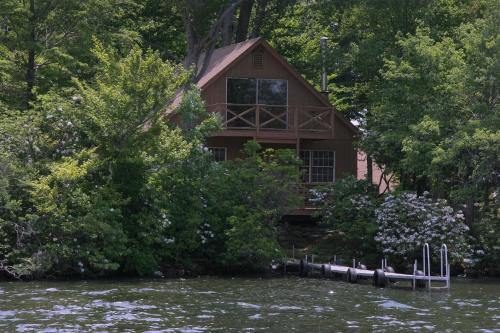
[299,150,335,183]
[208,147,226,162]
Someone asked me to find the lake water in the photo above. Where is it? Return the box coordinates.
[0,276,499,332]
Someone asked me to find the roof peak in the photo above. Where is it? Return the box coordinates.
[214,37,262,50]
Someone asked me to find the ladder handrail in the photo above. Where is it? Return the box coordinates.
[440,244,448,277]
[423,243,431,290]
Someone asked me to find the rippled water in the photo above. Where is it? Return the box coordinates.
[0,277,499,332]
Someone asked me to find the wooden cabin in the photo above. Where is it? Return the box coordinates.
[180,38,359,215]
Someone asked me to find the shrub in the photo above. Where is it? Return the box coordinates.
[28,150,127,277]
[469,194,500,275]
[317,176,380,264]
[222,208,282,273]
[375,191,470,267]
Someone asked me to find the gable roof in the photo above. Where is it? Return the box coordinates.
[196,38,260,89]
[197,38,332,105]
[197,38,358,134]
[170,38,358,134]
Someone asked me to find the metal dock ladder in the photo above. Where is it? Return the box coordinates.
[412,243,451,290]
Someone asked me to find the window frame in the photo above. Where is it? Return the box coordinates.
[225,77,289,129]
[300,150,335,184]
[226,77,289,106]
[208,147,227,162]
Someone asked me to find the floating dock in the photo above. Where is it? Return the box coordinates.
[280,243,451,290]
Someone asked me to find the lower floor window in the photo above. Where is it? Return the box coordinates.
[208,147,227,162]
[300,150,335,183]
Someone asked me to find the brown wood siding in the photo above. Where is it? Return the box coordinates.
[300,138,356,180]
[202,47,325,108]
[206,136,250,160]
[201,42,357,179]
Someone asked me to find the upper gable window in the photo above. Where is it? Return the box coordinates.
[227,78,287,106]
[226,78,288,129]
[258,79,287,106]
[227,78,256,105]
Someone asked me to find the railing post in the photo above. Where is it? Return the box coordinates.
[294,106,298,136]
[330,107,335,138]
[222,104,228,128]
[256,104,260,134]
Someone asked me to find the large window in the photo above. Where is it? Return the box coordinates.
[226,78,287,129]
[300,150,335,183]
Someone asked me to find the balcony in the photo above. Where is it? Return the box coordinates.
[206,103,335,139]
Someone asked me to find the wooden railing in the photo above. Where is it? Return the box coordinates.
[206,103,335,134]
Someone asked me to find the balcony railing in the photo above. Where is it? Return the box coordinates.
[206,103,334,134]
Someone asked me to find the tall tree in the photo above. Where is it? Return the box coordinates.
[177,0,243,79]
[235,0,254,42]
[0,0,146,110]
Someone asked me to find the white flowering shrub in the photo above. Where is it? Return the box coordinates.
[375,192,470,264]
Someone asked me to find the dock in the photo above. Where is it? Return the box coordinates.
[280,243,451,290]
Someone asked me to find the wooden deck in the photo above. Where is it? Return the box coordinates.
[206,103,335,140]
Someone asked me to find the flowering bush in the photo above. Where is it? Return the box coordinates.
[375,192,470,265]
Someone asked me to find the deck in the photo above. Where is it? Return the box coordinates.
[206,103,335,141]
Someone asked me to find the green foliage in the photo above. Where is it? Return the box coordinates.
[358,5,499,264]
[0,0,498,277]
[75,41,189,153]
[470,197,500,275]
[29,149,127,276]
[223,208,282,273]
[0,38,303,278]
[317,176,380,264]
[211,142,302,272]
[145,138,302,273]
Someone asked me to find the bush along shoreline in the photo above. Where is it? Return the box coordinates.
[315,177,499,277]
[0,45,302,280]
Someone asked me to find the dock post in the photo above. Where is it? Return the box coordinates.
[346,267,358,283]
[374,269,386,287]
[447,263,451,289]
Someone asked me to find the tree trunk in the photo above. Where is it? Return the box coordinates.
[464,195,475,227]
[183,21,201,70]
[235,0,254,42]
[250,0,268,38]
[182,0,243,80]
[221,6,235,46]
[25,0,36,109]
